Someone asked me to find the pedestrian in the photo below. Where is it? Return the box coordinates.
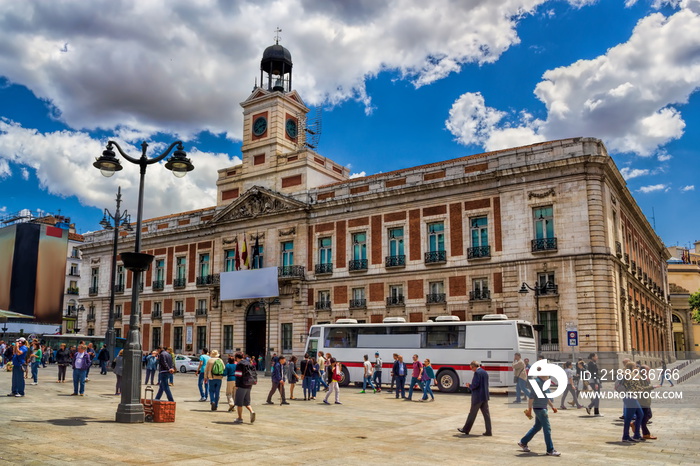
[458,361,492,436]
[0,340,5,368]
[361,354,376,394]
[572,359,586,406]
[113,349,124,395]
[300,353,314,400]
[155,346,175,402]
[659,359,675,387]
[97,344,110,375]
[325,352,333,388]
[196,348,210,402]
[407,354,423,401]
[316,351,328,392]
[204,350,225,411]
[257,355,264,373]
[621,361,644,442]
[388,353,398,393]
[145,350,158,385]
[56,343,71,383]
[232,352,256,424]
[8,337,28,397]
[585,353,602,416]
[512,352,529,403]
[559,361,580,409]
[167,347,175,386]
[29,341,42,385]
[323,358,342,405]
[41,345,49,367]
[71,344,91,396]
[266,354,288,405]
[636,365,659,440]
[310,357,320,400]
[85,342,95,382]
[394,355,407,399]
[518,371,561,456]
[287,355,300,400]
[524,358,531,372]
[373,352,383,392]
[224,355,237,412]
[421,358,435,401]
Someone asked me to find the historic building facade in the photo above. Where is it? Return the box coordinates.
[666,244,700,358]
[78,43,672,364]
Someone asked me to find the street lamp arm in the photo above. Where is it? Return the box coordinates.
[107,140,184,165]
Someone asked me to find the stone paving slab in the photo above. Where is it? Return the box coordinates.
[1,368,698,465]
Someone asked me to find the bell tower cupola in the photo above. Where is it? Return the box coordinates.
[260,28,292,93]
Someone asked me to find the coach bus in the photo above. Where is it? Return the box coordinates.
[304,315,536,392]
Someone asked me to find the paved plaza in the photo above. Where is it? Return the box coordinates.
[1,368,699,465]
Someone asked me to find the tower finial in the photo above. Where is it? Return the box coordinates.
[274,26,282,45]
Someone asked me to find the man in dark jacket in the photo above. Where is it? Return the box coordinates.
[233,352,256,424]
[97,345,110,375]
[155,346,175,402]
[458,361,492,436]
[266,355,288,405]
[585,353,602,416]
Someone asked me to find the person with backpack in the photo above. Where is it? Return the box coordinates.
[421,358,435,401]
[155,346,175,402]
[300,353,315,400]
[204,350,225,411]
[232,351,256,424]
[97,344,110,375]
[323,358,342,405]
[224,355,238,412]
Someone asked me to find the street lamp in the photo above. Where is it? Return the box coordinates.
[261,297,280,377]
[519,281,556,357]
[100,186,133,369]
[94,140,193,423]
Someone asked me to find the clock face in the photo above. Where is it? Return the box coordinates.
[285,118,298,139]
[253,116,267,136]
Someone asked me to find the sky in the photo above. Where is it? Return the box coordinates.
[0,0,699,248]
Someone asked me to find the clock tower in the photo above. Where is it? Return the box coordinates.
[216,39,349,205]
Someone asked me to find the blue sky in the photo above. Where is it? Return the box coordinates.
[0,0,698,248]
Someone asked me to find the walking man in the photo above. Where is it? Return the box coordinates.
[361,354,376,393]
[316,351,329,392]
[407,354,423,401]
[9,338,28,397]
[266,354,288,405]
[155,346,175,402]
[394,355,407,399]
[233,352,256,424]
[585,353,602,416]
[512,352,529,403]
[388,353,398,393]
[458,361,492,436]
[373,352,383,392]
[196,348,210,402]
[97,344,110,375]
[518,372,561,456]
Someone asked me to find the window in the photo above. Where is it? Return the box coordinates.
[427,281,445,304]
[472,314,485,321]
[155,260,164,282]
[152,327,161,349]
[537,272,557,295]
[350,287,366,308]
[115,304,122,318]
[352,232,367,260]
[197,299,207,316]
[388,227,404,256]
[90,267,99,291]
[115,328,121,338]
[425,326,464,348]
[318,237,332,264]
[428,222,445,252]
[471,278,489,300]
[174,300,184,316]
[533,206,554,239]
[352,287,365,301]
[324,326,358,348]
[518,324,534,339]
[174,327,183,352]
[223,325,233,352]
[224,249,236,272]
[281,323,293,353]
[196,326,207,351]
[251,245,264,269]
[153,302,162,318]
[176,257,186,279]
[69,263,79,276]
[539,310,559,350]
[470,217,488,247]
[281,241,294,266]
[429,281,444,295]
[199,253,210,277]
[388,285,404,306]
[116,265,125,288]
[87,328,94,336]
[318,290,331,303]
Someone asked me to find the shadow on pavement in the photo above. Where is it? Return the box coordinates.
[13,417,113,427]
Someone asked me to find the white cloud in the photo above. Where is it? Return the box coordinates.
[446,3,700,156]
[681,185,695,191]
[625,0,639,7]
[620,167,650,180]
[657,150,673,161]
[0,158,10,178]
[0,206,6,213]
[0,119,240,219]
[349,171,367,179]
[637,184,669,193]
[20,167,29,180]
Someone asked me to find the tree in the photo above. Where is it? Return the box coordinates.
[690,291,700,323]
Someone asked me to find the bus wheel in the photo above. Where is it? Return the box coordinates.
[437,370,459,393]
[339,365,351,387]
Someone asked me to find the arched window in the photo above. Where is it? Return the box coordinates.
[672,314,682,323]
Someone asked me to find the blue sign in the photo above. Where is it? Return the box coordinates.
[567,330,578,347]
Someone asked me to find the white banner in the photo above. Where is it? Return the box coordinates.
[219,268,279,301]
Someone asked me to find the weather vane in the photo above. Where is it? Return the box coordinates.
[274,26,282,45]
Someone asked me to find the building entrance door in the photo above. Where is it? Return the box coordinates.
[245,302,266,360]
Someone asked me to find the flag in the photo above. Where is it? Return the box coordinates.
[252,235,260,269]
[235,236,241,271]
[242,233,249,269]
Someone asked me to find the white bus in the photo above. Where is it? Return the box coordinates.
[304,315,536,392]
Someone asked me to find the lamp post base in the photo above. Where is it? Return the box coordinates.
[115,403,145,423]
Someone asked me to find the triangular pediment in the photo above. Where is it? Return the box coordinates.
[244,87,269,103]
[210,186,308,224]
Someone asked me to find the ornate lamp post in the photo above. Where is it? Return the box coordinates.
[261,297,280,377]
[94,140,193,423]
[99,186,133,367]
[519,281,556,358]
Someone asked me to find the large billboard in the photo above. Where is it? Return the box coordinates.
[0,223,68,323]
[220,268,280,301]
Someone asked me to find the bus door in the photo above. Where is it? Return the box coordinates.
[305,326,321,356]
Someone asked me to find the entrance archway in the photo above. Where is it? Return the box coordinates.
[245,302,266,360]
[672,313,686,353]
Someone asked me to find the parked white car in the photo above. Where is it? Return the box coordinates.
[174,354,200,373]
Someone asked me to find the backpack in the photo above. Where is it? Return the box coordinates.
[240,362,258,385]
[212,358,225,376]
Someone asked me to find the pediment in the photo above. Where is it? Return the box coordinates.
[244,88,269,103]
[210,186,308,223]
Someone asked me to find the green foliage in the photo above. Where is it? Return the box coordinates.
[690,291,700,323]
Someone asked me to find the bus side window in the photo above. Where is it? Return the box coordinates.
[325,327,358,348]
[425,326,460,348]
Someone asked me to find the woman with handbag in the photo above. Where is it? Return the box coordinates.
[287,355,300,400]
[323,358,342,405]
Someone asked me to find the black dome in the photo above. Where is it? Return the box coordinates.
[262,44,292,65]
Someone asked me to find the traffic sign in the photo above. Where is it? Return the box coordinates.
[567,330,578,347]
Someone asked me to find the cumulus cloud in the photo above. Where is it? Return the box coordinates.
[0,119,239,219]
[620,167,650,180]
[20,167,29,180]
[0,158,10,178]
[637,184,669,193]
[681,185,695,191]
[349,171,367,179]
[657,151,673,161]
[446,2,700,156]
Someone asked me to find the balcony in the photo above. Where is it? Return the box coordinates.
[349,299,366,309]
[385,255,406,268]
[114,311,122,320]
[315,300,332,311]
[315,263,333,275]
[469,289,491,301]
[278,265,305,280]
[467,246,491,259]
[69,270,80,277]
[426,293,446,304]
[173,277,187,289]
[173,309,184,318]
[531,238,557,252]
[615,241,622,258]
[196,275,214,286]
[424,250,447,264]
[115,283,125,293]
[66,287,79,295]
[348,259,368,272]
[631,261,637,276]
[643,273,648,285]
[86,313,96,322]
[386,295,405,306]
[624,253,630,266]
[88,286,98,296]
[540,343,559,352]
[70,251,80,259]
[538,284,558,296]
[151,310,162,320]
[64,308,77,318]
[196,308,208,317]
[152,280,164,291]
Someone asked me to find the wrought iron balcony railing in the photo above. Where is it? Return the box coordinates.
[615,241,622,258]
[349,299,366,309]
[88,286,98,296]
[531,238,557,252]
[86,313,96,322]
[66,287,79,295]
[469,289,491,301]
[196,308,208,317]
[315,301,332,311]
[151,310,162,320]
[196,275,214,286]
[173,309,184,318]
[386,295,405,306]
[278,265,305,280]
[348,259,368,271]
[114,283,125,293]
[152,280,164,291]
[424,250,447,264]
[426,293,446,304]
[385,255,406,268]
[315,263,333,275]
[173,277,187,288]
[467,246,491,259]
